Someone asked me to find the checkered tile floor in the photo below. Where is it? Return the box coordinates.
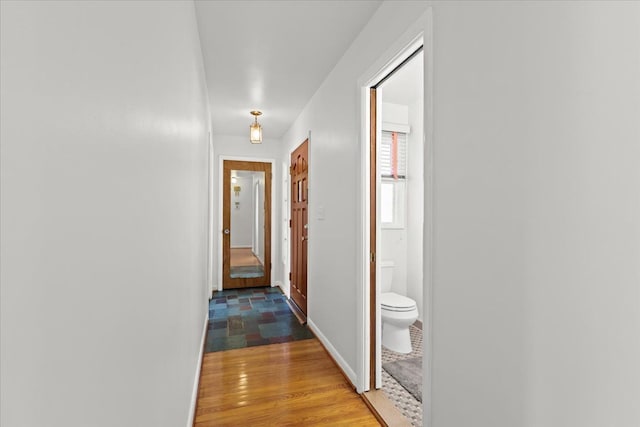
[381,324,423,427]
[205,286,314,352]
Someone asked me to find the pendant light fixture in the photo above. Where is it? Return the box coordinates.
[249,110,262,144]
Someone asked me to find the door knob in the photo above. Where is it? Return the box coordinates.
[301,236,307,241]
[224,229,230,235]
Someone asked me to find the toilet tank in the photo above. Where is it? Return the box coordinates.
[380,261,394,292]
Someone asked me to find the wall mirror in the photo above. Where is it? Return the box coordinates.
[222,160,271,289]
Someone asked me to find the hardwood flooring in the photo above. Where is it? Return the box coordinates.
[230,248,262,267]
[194,339,380,426]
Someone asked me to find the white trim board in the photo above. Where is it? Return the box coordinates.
[421,9,435,427]
[187,311,208,427]
[307,319,357,387]
[207,133,215,299]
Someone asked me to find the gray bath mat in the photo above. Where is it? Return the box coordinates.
[382,357,422,402]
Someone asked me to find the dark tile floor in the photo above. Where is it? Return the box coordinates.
[205,286,314,352]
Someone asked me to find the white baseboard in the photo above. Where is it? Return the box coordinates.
[187,311,208,427]
[273,280,283,289]
[275,280,289,298]
[307,319,357,386]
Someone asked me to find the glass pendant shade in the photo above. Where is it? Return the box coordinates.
[249,110,262,144]
[250,121,262,144]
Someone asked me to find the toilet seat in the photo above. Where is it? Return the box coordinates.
[381,292,417,313]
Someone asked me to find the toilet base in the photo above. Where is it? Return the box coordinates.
[382,322,413,354]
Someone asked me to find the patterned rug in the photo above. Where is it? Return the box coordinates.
[205,286,314,352]
[382,324,423,427]
[382,357,422,402]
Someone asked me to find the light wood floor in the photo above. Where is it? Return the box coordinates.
[194,339,380,426]
[230,248,262,267]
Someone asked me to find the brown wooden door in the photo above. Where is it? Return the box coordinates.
[223,160,271,289]
[290,139,308,314]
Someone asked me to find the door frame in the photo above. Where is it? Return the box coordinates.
[370,44,424,390]
[217,155,276,291]
[355,9,434,411]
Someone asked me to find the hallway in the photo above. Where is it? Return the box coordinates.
[2,2,639,427]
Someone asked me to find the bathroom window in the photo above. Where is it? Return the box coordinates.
[381,179,405,229]
[380,130,407,229]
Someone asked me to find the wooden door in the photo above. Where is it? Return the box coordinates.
[290,139,308,314]
[223,160,271,289]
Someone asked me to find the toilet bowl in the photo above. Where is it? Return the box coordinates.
[380,261,419,354]
[381,292,418,353]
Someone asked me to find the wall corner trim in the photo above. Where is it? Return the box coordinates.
[187,311,209,427]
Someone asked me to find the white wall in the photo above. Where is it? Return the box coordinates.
[379,97,424,320]
[0,2,210,427]
[428,1,640,426]
[379,100,424,319]
[381,102,409,126]
[213,135,281,288]
[281,160,291,295]
[281,1,429,381]
[253,174,266,263]
[230,176,253,247]
[380,102,409,298]
[406,97,424,323]
[380,228,408,296]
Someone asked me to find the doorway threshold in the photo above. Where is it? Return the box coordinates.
[286,298,307,325]
[362,389,413,427]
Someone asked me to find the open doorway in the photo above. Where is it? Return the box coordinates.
[367,47,425,426]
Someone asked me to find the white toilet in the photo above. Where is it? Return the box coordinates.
[380,261,419,354]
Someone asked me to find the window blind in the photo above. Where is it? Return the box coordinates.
[380,131,407,179]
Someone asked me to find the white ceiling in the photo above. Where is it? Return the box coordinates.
[380,50,424,106]
[194,0,382,138]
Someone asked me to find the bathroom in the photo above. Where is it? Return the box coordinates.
[378,50,424,426]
